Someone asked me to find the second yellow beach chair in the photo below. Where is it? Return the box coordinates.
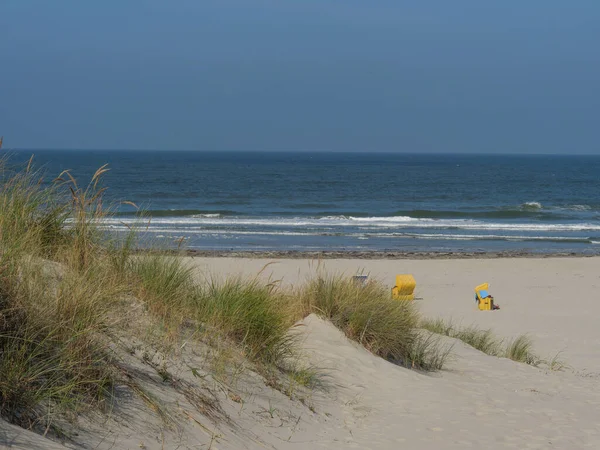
[474,282,497,310]
[392,274,416,300]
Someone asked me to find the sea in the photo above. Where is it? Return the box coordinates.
[8,150,600,254]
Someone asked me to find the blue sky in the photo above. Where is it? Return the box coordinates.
[1,0,599,153]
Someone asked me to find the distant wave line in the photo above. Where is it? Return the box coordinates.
[95,216,600,232]
[97,225,597,244]
[113,205,597,221]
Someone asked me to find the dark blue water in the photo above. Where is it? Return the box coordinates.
[8,150,600,253]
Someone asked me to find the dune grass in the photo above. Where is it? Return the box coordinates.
[0,153,462,436]
[0,158,124,429]
[300,273,451,371]
[451,326,504,357]
[196,276,298,365]
[130,253,197,329]
[0,258,124,424]
[0,158,70,258]
[129,253,299,366]
[504,335,542,365]
[421,318,549,367]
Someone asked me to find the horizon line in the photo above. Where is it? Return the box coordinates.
[5,148,600,156]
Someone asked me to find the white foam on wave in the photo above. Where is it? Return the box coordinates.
[190,213,221,218]
[94,215,600,233]
[567,204,592,211]
[419,222,600,232]
[376,233,590,242]
[96,215,420,227]
[348,216,424,223]
[549,204,594,212]
[97,226,311,237]
[520,201,543,210]
[97,224,593,244]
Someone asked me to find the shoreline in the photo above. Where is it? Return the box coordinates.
[181,249,599,259]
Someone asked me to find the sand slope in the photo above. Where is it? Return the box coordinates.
[298,314,600,449]
[4,311,599,449]
[3,257,599,449]
[186,256,600,448]
[188,256,600,373]
[0,419,67,449]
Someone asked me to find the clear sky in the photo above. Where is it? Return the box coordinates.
[1,1,599,153]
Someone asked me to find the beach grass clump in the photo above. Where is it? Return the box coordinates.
[285,365,323,390]
[452,326,504,357]
[422,318,504,357]
[0,157,70,258]
[547,352,568,371]
[128,256,299,366]
[504,335,540,365]
[55,165,115,269]
[130,253,197,326]
[0,251,121,429]
[0,158,127,429]
[421,319,547,367]
[0,156,308,433]
[418,318,454,336]
[126,251,298,368]
[405,331,453,371]
[300,273,451,371]
[125,253,300,368]
[196,276,297,365]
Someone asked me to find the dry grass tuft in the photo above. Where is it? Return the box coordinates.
[0,175,120,429]
[196,275,299,365]
[130,253,196,329]
[0,155,311,436]
[421,318,555,368]
[504,335,541,365]
[300,273,451,371]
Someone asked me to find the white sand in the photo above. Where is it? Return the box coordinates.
[189,256,600,373]
[187,256,600,449]
[3,257,599,449]
[297,313,600,449]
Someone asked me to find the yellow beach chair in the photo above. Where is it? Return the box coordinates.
[392,274,416,300]
[475,282,497,310]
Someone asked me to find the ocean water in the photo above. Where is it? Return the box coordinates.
[9,150,600,254]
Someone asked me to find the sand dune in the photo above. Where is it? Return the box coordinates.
[297,314,600,449]
[3,257,599,449]
[187,256,600,448]
[189,256,600,373]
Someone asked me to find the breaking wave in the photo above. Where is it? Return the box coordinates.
[520,202,543,210]
[96,215,600,233]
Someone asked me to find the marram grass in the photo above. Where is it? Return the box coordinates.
[421,318,558,368]
[300,273,452,371]
[0,153,470,438]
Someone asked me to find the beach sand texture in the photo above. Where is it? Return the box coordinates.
[189,256,600,373]
[3,257,599,449]
[187,256,600,449]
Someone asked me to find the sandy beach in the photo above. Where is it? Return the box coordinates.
[182,255,600,449]
[189,256,600,373]
[3,256,600,449]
